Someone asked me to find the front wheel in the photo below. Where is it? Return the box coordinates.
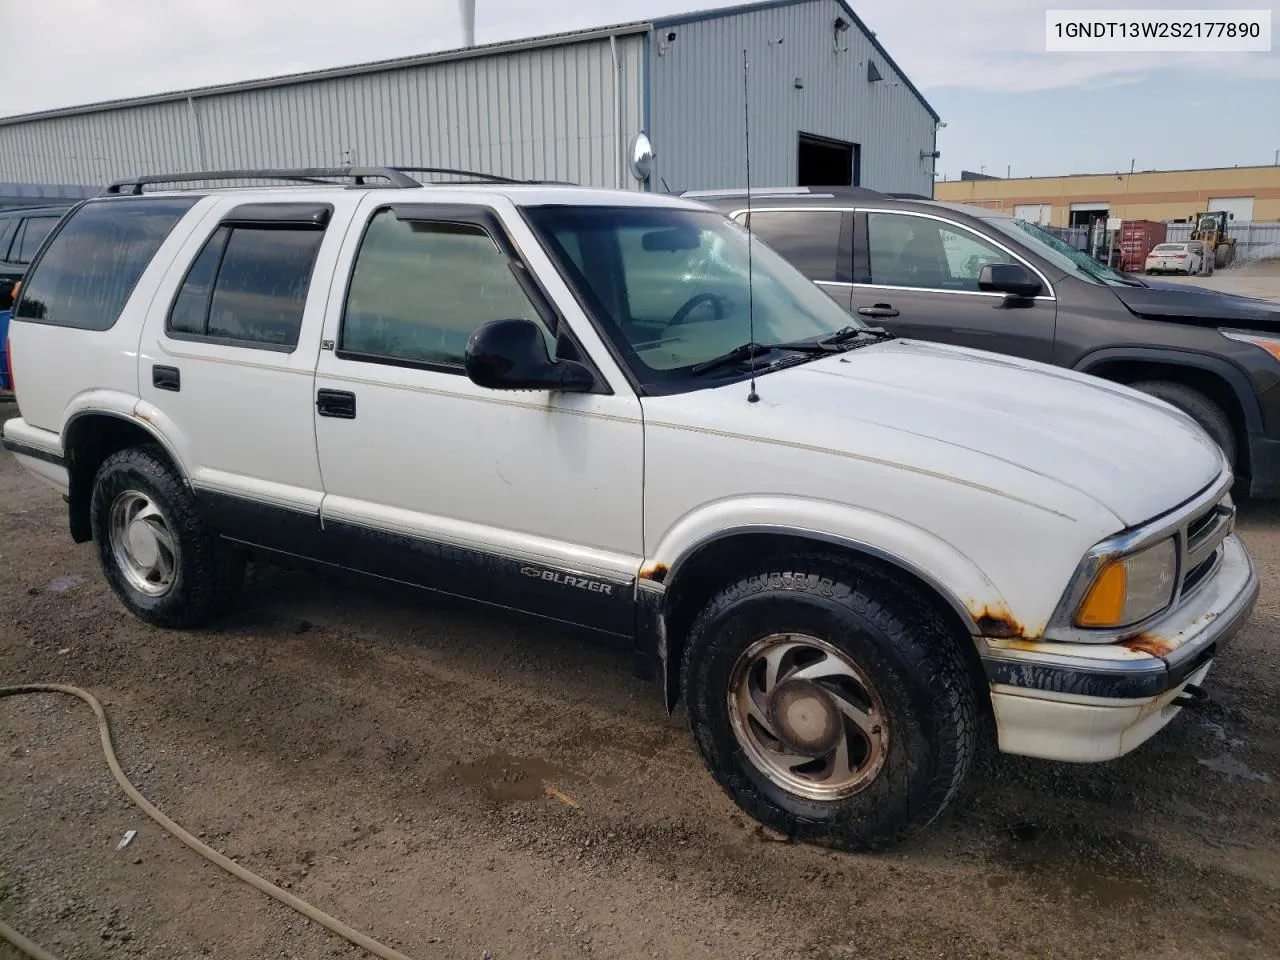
[1132,380,1237,468]
[90,445,244,628]
[681,557,978,850]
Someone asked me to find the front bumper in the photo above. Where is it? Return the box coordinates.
[981,534,1257,762]
[1247,434,1280,499]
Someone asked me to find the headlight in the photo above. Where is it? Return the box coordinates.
[1074,537,1177,628]
[1221,329,1280,361]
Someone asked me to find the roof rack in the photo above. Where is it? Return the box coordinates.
[681,185,889,202]
[102,166,423,196]
[388,166,521,184]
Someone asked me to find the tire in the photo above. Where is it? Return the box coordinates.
[90,445,244,628]
[1215,244,1231,270]
[1132,380,1236,468]
[681,555,978,851]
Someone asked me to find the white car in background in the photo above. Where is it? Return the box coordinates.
[1146,241,1205,275]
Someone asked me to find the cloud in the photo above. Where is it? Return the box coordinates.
[1,0,1277,117]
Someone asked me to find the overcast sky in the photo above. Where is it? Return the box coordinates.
[2,0,1278,178]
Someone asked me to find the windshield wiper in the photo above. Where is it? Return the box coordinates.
[689,328,894,377]
[815,325,895,346]
[689,340,828,377]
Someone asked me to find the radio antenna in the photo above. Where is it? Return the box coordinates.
[743,48,759,404]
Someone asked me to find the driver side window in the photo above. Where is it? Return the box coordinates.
[340,209,551,370]
[867,213,1014,292]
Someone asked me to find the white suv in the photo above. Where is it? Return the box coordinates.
[2,167,1258,850]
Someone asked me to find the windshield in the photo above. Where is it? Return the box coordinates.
[983,216,1137,286]
[1152,244,1186,253]
[525,206,865,389]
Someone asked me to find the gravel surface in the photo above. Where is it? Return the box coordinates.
[2,267,1280,959]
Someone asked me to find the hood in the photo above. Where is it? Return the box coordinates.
[1113,280,1280,330]
[699,339,1224,526]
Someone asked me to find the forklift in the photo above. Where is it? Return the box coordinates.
[1190,210,1237,275]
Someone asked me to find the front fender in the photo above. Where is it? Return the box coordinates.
[647,495,1015,632]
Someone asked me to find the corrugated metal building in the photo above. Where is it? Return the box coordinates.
[0,0,938,196]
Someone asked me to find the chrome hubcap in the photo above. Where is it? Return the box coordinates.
[728,634,888,800]
[109,491,176,597]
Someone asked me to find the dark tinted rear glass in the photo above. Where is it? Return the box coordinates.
[15,198,197,330]
[205,227,322,348]
[167,227,228,336]
[746,211,844,282]
[16,216,59,264]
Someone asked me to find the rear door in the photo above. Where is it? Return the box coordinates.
[851,208,1057,362]
[136,197,356,542]
[733,208,853,310]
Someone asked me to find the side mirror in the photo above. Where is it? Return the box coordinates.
[978,263,1042,299]
[464,318,595,392]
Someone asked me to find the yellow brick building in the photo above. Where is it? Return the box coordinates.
[934,165,1280,227]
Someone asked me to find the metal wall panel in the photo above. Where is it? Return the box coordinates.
[0,35,645,190]
[649,0,936,195]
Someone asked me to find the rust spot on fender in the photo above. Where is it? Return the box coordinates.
[972,606,1027,640]
[1121,635,1174,658]
[639,562,668,584]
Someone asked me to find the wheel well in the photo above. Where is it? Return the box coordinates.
[660,532,993,733]
[1084,359,1249,477]
[63,414,179,543]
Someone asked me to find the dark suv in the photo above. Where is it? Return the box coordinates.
[690,187,1280,498]
[0,204,71,310]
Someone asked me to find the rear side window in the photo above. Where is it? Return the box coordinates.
[15,199,197,330]
[15,216,59,264]
[167,223,324,350]
[0,215,21,262]
[744,211,846,283]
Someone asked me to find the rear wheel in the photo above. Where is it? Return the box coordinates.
[1132,380,1236,467]
[90,445,244,628]
[681,556,978,850]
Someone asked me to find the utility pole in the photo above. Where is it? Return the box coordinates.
[458,0,475,46]
[1122,157,1134,218]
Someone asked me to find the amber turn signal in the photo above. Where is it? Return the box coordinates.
[1075,561,1127,627]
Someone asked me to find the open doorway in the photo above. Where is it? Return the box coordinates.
[798,133,859,187]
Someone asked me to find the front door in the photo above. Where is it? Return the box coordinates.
[312,198,644,636]
[852,209,1057,362]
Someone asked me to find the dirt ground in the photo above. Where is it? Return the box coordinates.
[3,268,1280,960]
[1147,256,1280,299]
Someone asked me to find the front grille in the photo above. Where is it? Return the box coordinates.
[1178,495,1233,599]
[1186,508,1219,545]
[1182,554,1219,594]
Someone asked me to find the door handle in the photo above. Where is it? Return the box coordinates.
[857,304,900,318]
[152,365,180,391]
[316,389,356,419]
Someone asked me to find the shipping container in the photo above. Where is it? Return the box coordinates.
[1118,219,1167,272]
